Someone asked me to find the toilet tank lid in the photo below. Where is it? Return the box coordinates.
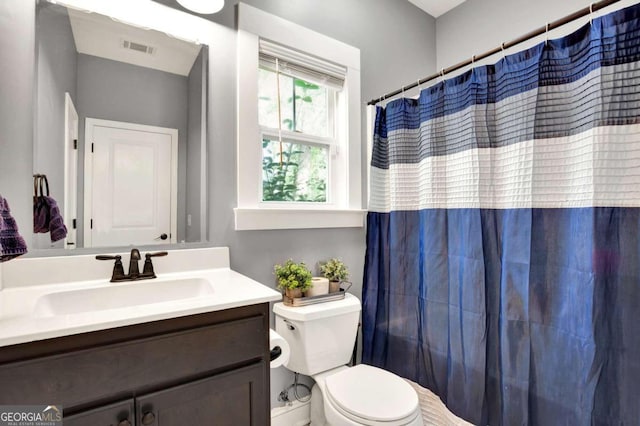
[273,293,361,321]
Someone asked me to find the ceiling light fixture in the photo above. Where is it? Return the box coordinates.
[176,0,224,14]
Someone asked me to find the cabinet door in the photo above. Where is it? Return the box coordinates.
[64,399,135,426]
[136,362,267,426]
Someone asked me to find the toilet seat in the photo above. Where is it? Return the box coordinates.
[324,364,421,425]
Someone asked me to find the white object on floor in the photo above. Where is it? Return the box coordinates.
[271,399,311,426]
[405,380,474,426]
[273,294,423,425]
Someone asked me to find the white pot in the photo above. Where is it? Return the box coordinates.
[305,277,329,297]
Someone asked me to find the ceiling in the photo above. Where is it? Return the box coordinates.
[67,8,202,77]
[408,0,468,18]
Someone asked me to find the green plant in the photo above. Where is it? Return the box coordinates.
[274,259,313,291]
[320,258,349,282]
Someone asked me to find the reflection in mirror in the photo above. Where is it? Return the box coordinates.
[34,0,208,250]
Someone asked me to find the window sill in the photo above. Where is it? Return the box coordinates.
[234,208,366,231]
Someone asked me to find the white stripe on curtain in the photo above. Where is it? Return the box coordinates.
[370,123,640,212]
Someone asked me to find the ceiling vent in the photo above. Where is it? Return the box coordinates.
[121,40,155,55]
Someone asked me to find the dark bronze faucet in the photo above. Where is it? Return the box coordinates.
[96,249,168,282]
[128,248,141,279]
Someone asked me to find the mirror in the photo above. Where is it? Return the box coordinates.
[33,0,208,250]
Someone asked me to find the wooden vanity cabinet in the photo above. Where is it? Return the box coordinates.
[0,303,271,426]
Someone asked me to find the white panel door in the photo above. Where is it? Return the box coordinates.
[84,119,177,248]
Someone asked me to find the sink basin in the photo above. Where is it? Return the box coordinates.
[33,277,214,317]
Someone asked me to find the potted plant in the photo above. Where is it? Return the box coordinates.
[274,259,313,299]
[320,258,349,293]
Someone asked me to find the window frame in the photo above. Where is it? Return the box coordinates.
[236,3,364,230]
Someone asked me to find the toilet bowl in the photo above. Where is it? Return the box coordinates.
[273,294,423,426]
[311,365,423,426]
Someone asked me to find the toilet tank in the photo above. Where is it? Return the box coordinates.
[273,293,361,376]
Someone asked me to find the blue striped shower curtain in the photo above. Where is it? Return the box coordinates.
[363,4,640,425]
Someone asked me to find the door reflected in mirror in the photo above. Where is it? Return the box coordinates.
[34,1,208,249]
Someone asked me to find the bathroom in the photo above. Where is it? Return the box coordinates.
[1,0,639,424]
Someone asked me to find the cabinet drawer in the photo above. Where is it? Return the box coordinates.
[0,315,265,408]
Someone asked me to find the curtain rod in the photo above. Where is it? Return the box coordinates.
[367,0,621,106]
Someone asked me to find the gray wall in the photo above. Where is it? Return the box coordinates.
[0,0,34,250]
[34,3,77,249]
[186,48,206,243]
[76,54,189,243]
[436,0,637,70]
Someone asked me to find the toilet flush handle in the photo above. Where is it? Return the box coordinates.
[284,319,296,331]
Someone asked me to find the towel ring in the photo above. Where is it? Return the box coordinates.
[33,174,50,198]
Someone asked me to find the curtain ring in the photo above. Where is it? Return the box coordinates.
[590,3,594,24]
[401,85,405,96]
[471,54,475,64]
[545,23,549,46]
[501,42,506,59]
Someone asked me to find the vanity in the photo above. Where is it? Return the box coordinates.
[0,247,282,425]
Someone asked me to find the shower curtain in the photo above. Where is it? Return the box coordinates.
[363,4,640,425]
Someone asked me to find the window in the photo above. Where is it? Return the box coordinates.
[258,41,343,204]
[236,3,364,230]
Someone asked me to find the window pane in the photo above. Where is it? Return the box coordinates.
[258,68,329,137]
[258,68,293,130]
[262,138,328,202]
[293,78,328,137]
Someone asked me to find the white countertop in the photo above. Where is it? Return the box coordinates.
[0,248,282,348]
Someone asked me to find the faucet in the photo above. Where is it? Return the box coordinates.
[128,248,141,279]
[96,249,168,282]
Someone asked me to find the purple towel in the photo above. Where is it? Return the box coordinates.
[46,196,67,242]
[0,195,28,262]
[33,195,67,242]
[33,196,49,233]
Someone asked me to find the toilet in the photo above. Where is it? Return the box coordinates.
[274,294,423,426]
